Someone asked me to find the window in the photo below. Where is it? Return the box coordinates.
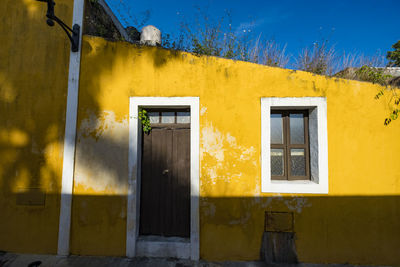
[271,110,310,181]
[147,109,191,124]
[261,97,328,194]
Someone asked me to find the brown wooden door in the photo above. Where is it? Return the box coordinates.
[139,111,190,238]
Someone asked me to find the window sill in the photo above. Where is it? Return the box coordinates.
[271,180,315,185]
[265,180,328,194]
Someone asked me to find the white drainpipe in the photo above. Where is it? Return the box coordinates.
[57,0,85,256]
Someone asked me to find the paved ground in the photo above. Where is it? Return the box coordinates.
[0,252,392,267]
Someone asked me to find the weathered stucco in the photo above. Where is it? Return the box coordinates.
[0,0,72,254]
[70,36,400,265]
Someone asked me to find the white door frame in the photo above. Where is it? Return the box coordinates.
[127,97,200,260]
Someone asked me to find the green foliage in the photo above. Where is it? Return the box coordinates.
[138,109,151,134]
[374,89,384,100]
[375,89,400,126]
[384,108,400,126]
[386,40,400,67]
[355,66,392,85]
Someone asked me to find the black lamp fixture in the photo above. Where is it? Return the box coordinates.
[36,0,80,52]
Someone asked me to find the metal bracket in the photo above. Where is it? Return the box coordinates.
[36,0,80,52]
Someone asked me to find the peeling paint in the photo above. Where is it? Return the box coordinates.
[202,201,216,217]
[284,197,312,213]
[200,123,257,195]
[228,211,251,225]
[201,124,226,162]
[74,111,129,195]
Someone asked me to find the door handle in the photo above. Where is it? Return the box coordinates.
[162,169,169,175]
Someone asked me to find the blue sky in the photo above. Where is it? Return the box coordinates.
[106,0,399,66]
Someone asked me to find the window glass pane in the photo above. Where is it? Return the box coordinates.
[290,113,304,144]
[271,149,284,176]
[177,112,190,123]
[148,112,159,124]
[161,112,175,123]
[290,149,306,176]
[271,113,283,144]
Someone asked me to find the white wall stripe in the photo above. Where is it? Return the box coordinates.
[57,0,85,256]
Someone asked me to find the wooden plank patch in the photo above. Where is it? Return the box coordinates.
[265,211,294,232]
[261,231,298,264]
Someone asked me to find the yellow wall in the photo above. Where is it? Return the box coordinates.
[1,2,399,261]
[73,36,400,265]
[0,0,73,253]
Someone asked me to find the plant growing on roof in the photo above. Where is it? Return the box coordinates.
[169,7,289,67]
[356,66,392,85]
[296,38,336,75]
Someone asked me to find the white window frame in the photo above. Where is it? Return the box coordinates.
[261,97,328,194]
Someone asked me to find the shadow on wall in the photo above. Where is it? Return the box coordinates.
[199,195,400,264]
[0,0,184,254]
[0,0,76,253]
[7,192,400,266]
